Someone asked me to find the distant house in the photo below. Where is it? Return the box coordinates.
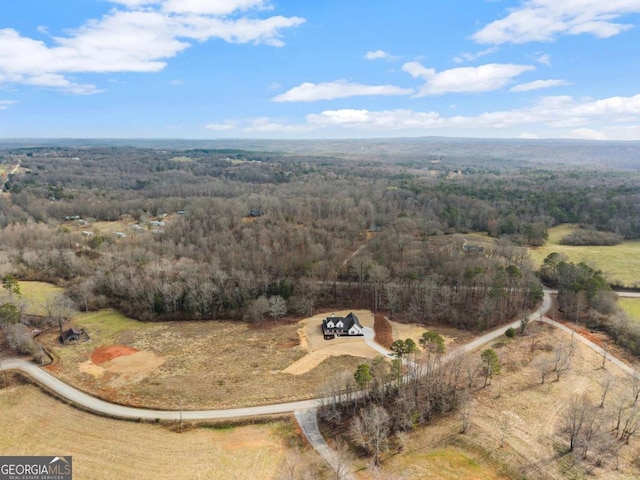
[149,220,165,227]
[322,312,364,339]
[60,328,83,344]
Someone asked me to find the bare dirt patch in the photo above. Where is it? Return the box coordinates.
[374,313,393,348]
[81,346,165,386]
[78,360,104,378]
[284,310,383,375]
[91,345,139,364]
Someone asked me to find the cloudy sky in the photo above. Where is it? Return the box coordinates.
[1,0,640,140]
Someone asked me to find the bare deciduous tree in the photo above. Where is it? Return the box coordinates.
[580,402,606,459]
[350,404,390,466]
[599,375,614,408]
[269,295,287,322]
[52,294,76,333]
[628,375,640,406]
[533,354,554,384]
[465,356,481,388]
[565,394,589,452]
[331,437,355,480]
[459,389,473,434]
[620,405,640,444]
[553,338,575,382]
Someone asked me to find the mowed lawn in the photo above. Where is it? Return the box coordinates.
[528,224,640,288]
[0,383,301,480]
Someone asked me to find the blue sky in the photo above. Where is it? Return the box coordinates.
[1,0,640,140]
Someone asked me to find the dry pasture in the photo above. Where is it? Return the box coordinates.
[373,321,640,479]
[0,379,320,480]
[41,312,366,409]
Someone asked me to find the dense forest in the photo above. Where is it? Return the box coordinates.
[0,140,638,329]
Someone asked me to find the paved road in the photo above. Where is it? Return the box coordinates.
[2,288,638,475]
[0,358,326,420]
[362,326,394,358]
[616,291,640,299]
[294,409,356,480]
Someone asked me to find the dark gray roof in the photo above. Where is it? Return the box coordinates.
[322,312,362,332]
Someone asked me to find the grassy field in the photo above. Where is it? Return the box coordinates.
[18,279,373,410]
[528,224,640,288]
[0,381,318,480]
[17,281,65,316]
[381,443,509,480]
[619,298,640,323]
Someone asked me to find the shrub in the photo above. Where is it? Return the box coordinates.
[5,323,37,355]
[560,229,623,246]
[505,327,516,338]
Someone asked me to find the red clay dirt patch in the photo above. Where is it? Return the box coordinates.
[374,313,393,349]
[91,345,139,365]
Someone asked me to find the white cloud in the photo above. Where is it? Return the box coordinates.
[365,50,389,60]
[169,79,184,86]
[272,80,413,102]
[108,0,160,7]
[569,127,608,140]
[162,0,271,16]
[205,121,237,131]
[245,117,311,133]
[473,0,640,44]
[0,100,17,110]
[453,47,497,64]
[110,0,273,15]
[212,94,640,139]
[602,124,640,140]
[535,53,551,65]
[307,109,443,129]
[0,1,304,94]
[402,62,535,95]
[510,79,571,92]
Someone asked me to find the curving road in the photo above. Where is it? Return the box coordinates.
[0,296,550,422]
[0,357,328,420]
[2,288,639,475]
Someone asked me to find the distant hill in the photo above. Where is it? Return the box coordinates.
[1,137,639,169]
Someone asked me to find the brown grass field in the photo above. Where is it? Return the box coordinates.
[40,310,369,409]
[0,379,322,480]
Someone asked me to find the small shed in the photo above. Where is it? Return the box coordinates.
[60,328,83,344]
